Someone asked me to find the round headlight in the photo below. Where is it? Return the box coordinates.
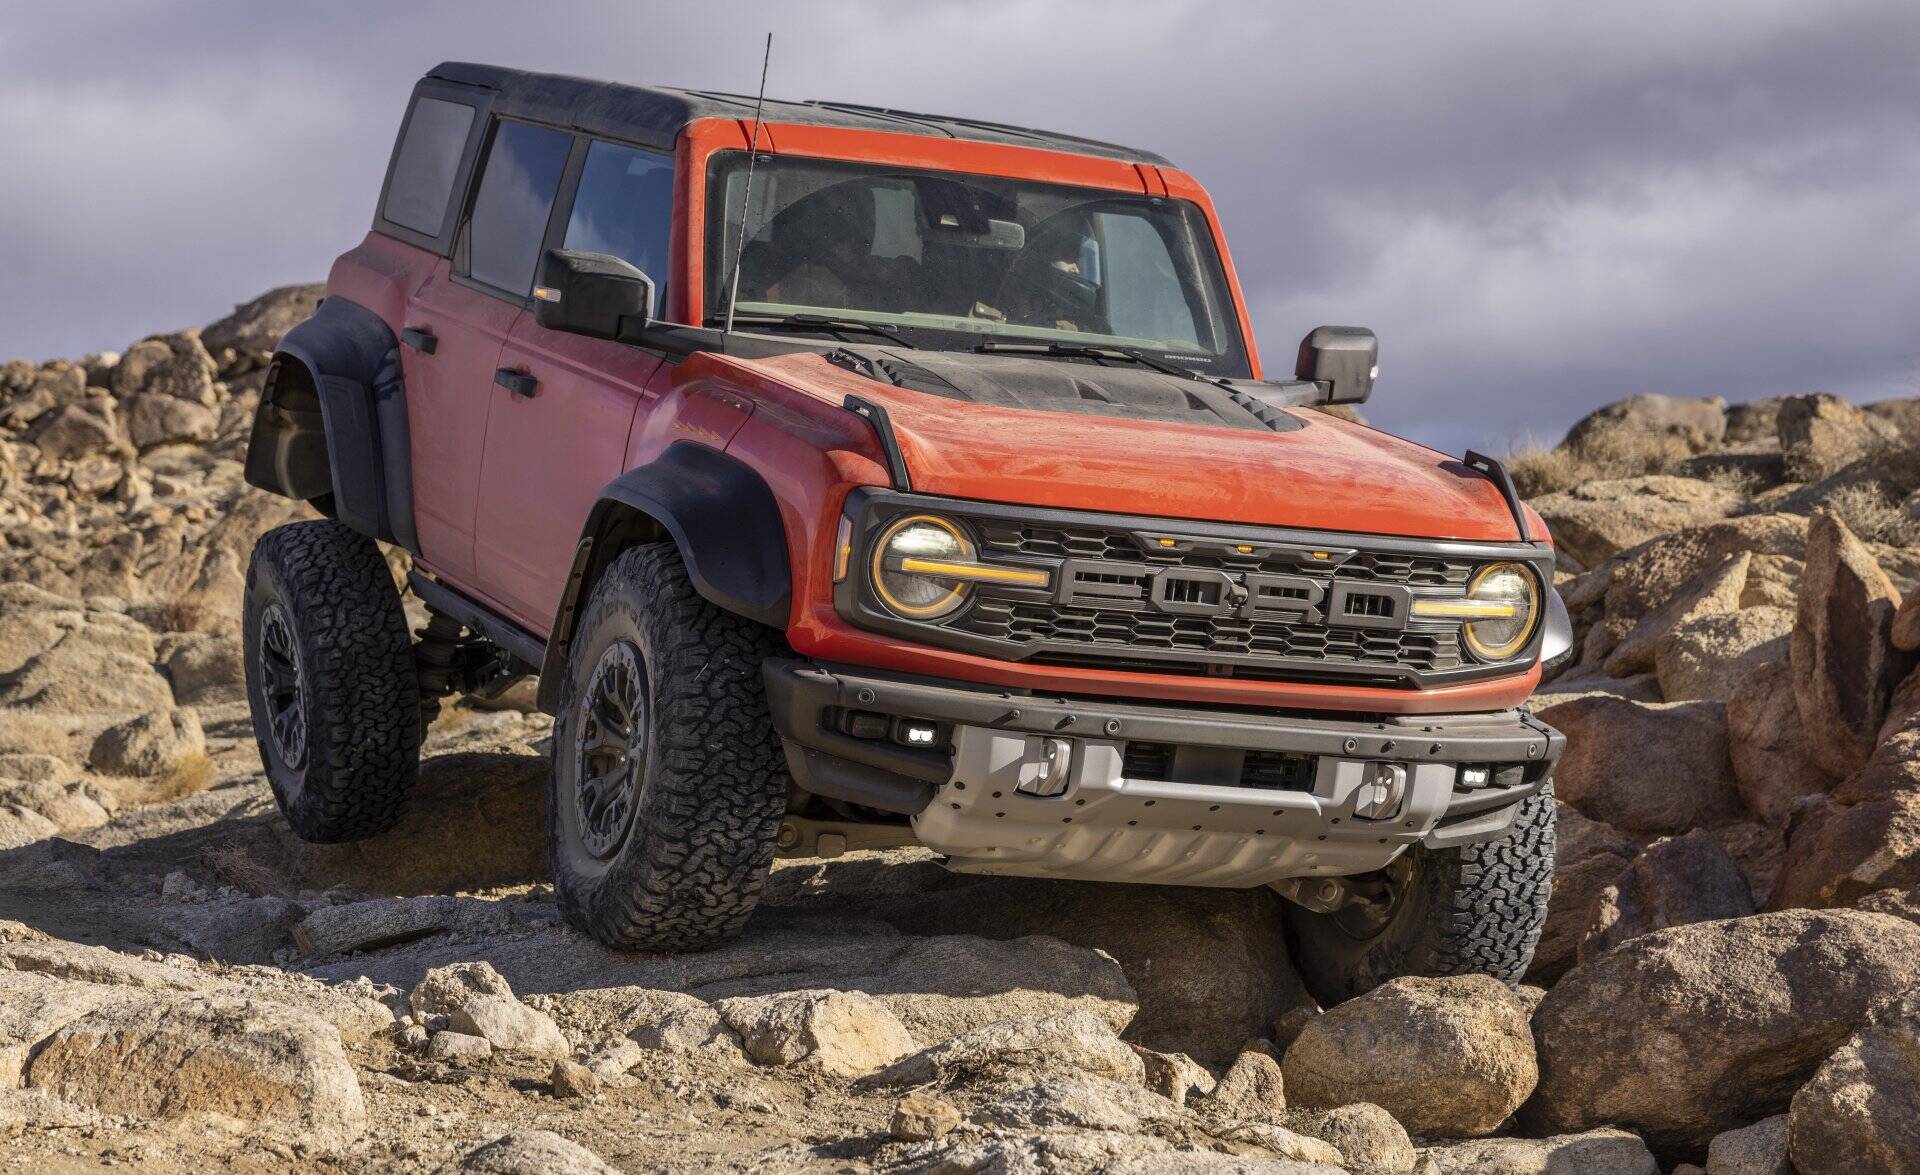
[871,515,974,620]
[1463,562,1541,661]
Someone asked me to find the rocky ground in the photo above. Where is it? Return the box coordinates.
[2,292,1919,1172]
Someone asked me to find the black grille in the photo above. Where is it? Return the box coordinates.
[1122,741,1174,780]
[1120,741,1316,791]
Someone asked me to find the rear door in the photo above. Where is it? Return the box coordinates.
[474,137,678,630]
[404,117,573,586]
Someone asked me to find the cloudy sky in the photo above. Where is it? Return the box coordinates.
[5,0,1918,452]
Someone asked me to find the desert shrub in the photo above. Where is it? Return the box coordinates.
[1824,482,1920,547]
[1507,430,1697,500]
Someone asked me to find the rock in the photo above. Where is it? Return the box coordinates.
[111,333,218,405]
[713,988,916,1078]
[1788,987,1920,1175]
[1530,848,1631,984]
[1534,476,1742,568]
[1200,1041,1289,1123]
[1792,512,1910,777]
[0,971,120,1086]
[449,994,571,1059]
[167,895,306,963]
[1779,394,1898,481]
[1283,975,1536,1138]
[27,397,126,460]
[1579,829,1755,961]
[549,1059,599,1098]
[628,1000,749,1061]
[1706,1113,1791,1174]
[1564,394,1727,458]
[1535,696,1741,834]
[1727,660,1835,826]
[1726,398,1788,445]
[1605,551,1749,676]
[0,778,108,832]
[1743,554,1804,610]
[1288,1104,1416,1175]
[0,937,212,992]
[977,1073,1182,1132]
[1423,1129,1659,1174]
[87,708,205,777]
[891,1090,962,1141]
[1528,909,1920,1151]
[873,1011,1143,1087]
[427,1030,493,1064]
[1135,1044,1216,1104]
[444,1131,618,1175]
[293,895,516,957]
[124,392,217,449]
[1893,590,1920,652]
[1212,1122,1347,1166]
[200,285,324,376]
[1606,514,1807,624]
[26,994,366,1149]
[1654,607,1791,703]
[1772,790,1920,909]
[923,1130,1327,1173]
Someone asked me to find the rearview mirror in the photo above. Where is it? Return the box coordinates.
[1296,326,1378,404]
[535,250,655,339]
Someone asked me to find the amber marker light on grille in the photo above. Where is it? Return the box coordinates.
[897,558,1051,587]
[833,516,854,582]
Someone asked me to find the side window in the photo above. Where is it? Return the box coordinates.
[464,120,572,297]
[562,141,675,315]
[383,97,476,235]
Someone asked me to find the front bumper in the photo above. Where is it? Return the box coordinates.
[764,659,1562,888]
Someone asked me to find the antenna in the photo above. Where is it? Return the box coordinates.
[722,32,773,336]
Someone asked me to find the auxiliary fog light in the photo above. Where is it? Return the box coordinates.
[894,718,940,748]
[1354,762,1408,820]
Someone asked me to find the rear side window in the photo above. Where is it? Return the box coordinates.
[465,120,572,296]
[562,141,675,315]
[383,97,476,235]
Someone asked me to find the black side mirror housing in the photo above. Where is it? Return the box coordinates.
[535,249,655,339]
[1296,326,1378,404]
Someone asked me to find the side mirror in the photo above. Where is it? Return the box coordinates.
[535,249,655,339]
[1296,326,1378,404]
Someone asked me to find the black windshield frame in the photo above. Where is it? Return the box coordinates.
[702,152,1252,379]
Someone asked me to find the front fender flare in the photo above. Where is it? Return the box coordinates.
[537,442,792,711]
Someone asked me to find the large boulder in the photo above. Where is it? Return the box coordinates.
[713,989,916,1078]
[1605,552,1749,677]
[200,284,324,377]
[1528,910,1920,1151]
[872,1011,1143,1088]
[1563,394,1727,459]
[1283,975,1536,1138]
[26,396,127,460]
[26,993,366,1149]
[1727,660,1836,826]
[110,332,218,406]
[1286,1103,1415,1175]
[1535,696,1742,834]
[1706,1114,1792,1175]
[1779,394,1899,482]
[124,391,218,450]
[1424,1130,1659,1175]
[1770,788,1920,910]
[1792,512,1910,777]
[1199,1041,1290,1123]
[87,708,205,778]
[1788,987,1920,1175]
[1532,476,1741,569]
[1654,607,1791,704]
[1577,829,1754,962]
[1605,514,1806,625]
[442,1131,619,1175]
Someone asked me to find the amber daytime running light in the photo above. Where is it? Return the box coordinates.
[1410,561,1540,660]
[868,514,1049,620]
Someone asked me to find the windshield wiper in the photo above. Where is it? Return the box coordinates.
[716,311,918,349]
[973,340,1231,388]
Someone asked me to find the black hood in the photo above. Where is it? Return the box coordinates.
[825,346,1321,434]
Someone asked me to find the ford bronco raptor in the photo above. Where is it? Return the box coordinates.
[241,62,1569,1002]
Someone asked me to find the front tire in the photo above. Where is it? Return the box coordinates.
[243,520,421,843]
[1287,783,1556,1005]
[549,543,790,951]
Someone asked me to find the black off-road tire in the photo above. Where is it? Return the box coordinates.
[243,520,421,843]
[549,542,790,951]
[1287,782,1556,1005]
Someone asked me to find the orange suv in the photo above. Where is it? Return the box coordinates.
[242,62,1568,1001]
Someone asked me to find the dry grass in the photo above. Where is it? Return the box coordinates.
[147,596,209,634]
[1507,431,1700,499]
[1825,482,1920,547]
[147,751,216,803]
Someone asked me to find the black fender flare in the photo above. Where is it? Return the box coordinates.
[243,296,418,552]
[537,442,792,712]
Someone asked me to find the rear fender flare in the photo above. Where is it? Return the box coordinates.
[243,296,418,552]
[536,442,792,712]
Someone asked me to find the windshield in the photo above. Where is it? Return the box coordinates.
[704,153,1252,378]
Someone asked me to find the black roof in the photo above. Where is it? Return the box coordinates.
[427,62,1172,167]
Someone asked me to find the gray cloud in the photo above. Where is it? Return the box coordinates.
[4,0,1918,452]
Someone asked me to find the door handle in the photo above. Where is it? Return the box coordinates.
[401,326,437,354]
[494,368,538,398]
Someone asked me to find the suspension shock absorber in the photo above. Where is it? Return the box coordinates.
[412,611,467,733]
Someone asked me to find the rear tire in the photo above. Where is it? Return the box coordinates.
[243,520,421,843]
[1287,782,1556,1005]
[548,543,790,951]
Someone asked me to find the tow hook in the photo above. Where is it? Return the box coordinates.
[1014,736,1074,797]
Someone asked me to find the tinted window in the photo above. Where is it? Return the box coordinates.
[563,141,675,315]
[383,97,475,235]
[466,120,572,296]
